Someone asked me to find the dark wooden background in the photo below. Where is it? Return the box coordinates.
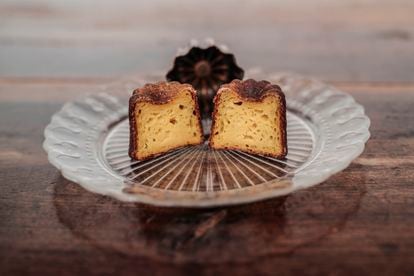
[1,0,414,275]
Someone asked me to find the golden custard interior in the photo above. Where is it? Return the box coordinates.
[134,89,203,160]
[210,89,285,157]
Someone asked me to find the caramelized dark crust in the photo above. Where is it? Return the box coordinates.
[166,45,244,119]
[166,46,244,93]
[128,81,203,160]
[209,79,288,158]
[131,81,195,104]
[218,79,284,101]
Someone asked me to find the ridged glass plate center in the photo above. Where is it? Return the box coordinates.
[103,111,315,192]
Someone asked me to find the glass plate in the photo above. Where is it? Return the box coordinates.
[43,73,370,207]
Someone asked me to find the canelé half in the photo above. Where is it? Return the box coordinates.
[129,81,203,160]
[209,79,287,158]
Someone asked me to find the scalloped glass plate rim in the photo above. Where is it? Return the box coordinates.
[43,72,370,207]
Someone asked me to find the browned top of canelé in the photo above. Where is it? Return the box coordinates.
[216,79,284,102]
[130,81,196,105]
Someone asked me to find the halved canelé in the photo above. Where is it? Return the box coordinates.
[129,81,203,161]
[209,79,287,158]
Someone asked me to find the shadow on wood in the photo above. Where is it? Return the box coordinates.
[53,169,366,264]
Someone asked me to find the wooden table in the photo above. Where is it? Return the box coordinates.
[1,1,414,275]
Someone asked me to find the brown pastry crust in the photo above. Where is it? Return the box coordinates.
[209,79,288,158]
[166,45,244,119]
[129,81,203,160]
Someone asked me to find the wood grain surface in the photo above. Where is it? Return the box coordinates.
[1,0,414,275]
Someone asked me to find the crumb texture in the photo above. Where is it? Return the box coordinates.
[132,88,202,160]
[210,89,286,157]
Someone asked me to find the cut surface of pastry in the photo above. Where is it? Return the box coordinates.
[209,79,287,158]
[129,81,203,160]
